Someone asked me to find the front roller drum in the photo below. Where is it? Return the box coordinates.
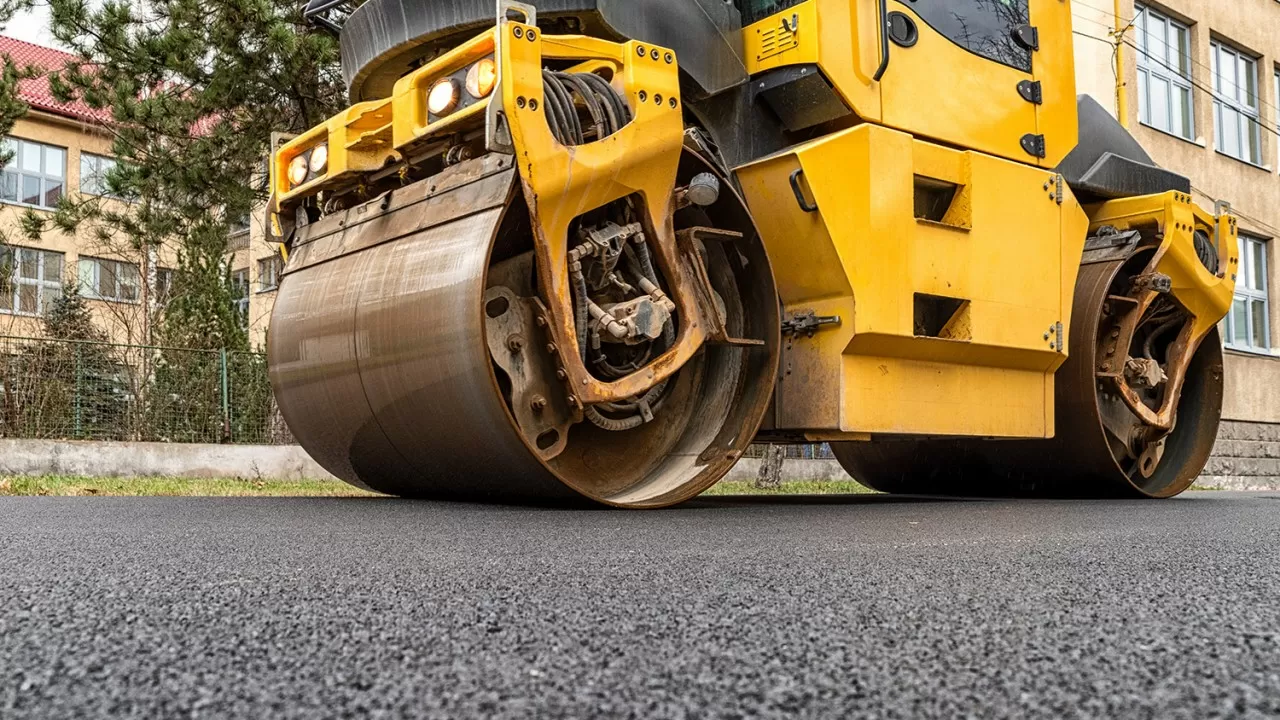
[832,257,1224,498]
[268,151,779,507]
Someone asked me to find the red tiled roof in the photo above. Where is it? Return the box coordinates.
[0,35,113,125]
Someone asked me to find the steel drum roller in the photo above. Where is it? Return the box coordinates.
[269,153,780,506]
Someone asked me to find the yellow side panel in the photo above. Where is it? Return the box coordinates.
[742,0,1078,168]
[736,124,1090,439]
[744,0,883,122]
[1032,0,1080,166]
[842,357,1052,437]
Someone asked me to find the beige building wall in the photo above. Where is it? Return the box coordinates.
[0,111,179,347]
[0,111,275,350]
[1074,0,1280,425]
[226,210,280,350]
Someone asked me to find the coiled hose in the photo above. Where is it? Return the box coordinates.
[541,71,633,146]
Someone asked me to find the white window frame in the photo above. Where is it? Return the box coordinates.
[80,152,119,197]
[0,245,64,317]
[1224,235,1270,352]
[154,267,174,304]
[257,256,282,293]
[1,137,66,209]
[1211,41,1263,165]
[231,267,250,325]
[78,256,141,303]
[1135,5,1195,141]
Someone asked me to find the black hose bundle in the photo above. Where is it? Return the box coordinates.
[541,71,633,146]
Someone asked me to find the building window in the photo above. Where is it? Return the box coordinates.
[229,213,250,236]
[257,256,282,292]
[154,267,174,304]
[80,153,118,197]
[1134,5,1194,140]
[1224,235,1270,352]
[1,138,66,209]
[78,256,141,303]
[0,245,64,316]
[1211,41,1262,165]
[231,267,249,325]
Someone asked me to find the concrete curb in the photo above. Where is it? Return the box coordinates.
[0,439,336,481]
[3,439,1275,491]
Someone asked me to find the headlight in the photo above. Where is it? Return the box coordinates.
[428,78,460,116]
[466,58,497,99]
[287,155,309,186]
[309,143,328,174]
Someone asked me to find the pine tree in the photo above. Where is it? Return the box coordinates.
[23,0,347,350]
[42,281,106,342]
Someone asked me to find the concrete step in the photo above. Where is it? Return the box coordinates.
[1210,439,1280,460]
[1216,420,1280,442]
[1203,456,1280,478]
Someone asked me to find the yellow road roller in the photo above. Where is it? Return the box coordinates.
[266,0,1238,506]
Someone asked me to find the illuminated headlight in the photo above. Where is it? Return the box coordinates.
[466,58,497,99]
[428,78,460,116]
[287,155,309,186]
[308,143,328,174]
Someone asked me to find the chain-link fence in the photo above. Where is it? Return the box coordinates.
[0,335,292,444]
[744,443,835,459]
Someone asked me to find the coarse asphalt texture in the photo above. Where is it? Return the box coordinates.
[1,491,1278,719]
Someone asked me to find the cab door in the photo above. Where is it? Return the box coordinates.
[878,0,1043,165]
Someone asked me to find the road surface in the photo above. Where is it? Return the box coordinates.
[1,492,1278,718]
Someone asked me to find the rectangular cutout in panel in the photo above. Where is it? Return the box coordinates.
[913,176,959,223]
[914,293,971,340]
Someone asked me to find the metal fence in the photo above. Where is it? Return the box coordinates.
[0,335,292,445]
[744,443,836,460]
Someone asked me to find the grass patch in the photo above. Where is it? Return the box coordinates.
[703,480,873,496]
[0,475,377,497]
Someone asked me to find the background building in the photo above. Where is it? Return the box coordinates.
[1074,0,1280,485]
[0,35,280,349]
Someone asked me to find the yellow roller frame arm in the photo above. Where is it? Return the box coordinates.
[496,17,706,407]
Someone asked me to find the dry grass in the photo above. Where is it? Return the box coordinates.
[0,475,876,498]
[0,475,377,497]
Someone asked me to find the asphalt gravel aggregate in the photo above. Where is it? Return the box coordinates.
[1,491,1278,718]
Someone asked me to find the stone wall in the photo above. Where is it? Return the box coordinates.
[1201,421,1280,491]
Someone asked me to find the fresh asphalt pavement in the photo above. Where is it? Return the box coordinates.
[0,491,1277,719]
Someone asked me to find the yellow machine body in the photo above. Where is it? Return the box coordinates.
[265,0,1239,504]
[736,124,1089,439]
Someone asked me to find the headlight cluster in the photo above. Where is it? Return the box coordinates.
[285,142,329,189]
[427,57,496,120]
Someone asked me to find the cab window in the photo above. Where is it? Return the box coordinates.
[906,0,1033,73]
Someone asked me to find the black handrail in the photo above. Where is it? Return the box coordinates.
[873,0,890,81]
[789,169,819,213]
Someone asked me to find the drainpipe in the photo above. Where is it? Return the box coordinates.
[1114,0,1130,128]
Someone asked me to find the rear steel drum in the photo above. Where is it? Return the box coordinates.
[833,258,1224,498]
